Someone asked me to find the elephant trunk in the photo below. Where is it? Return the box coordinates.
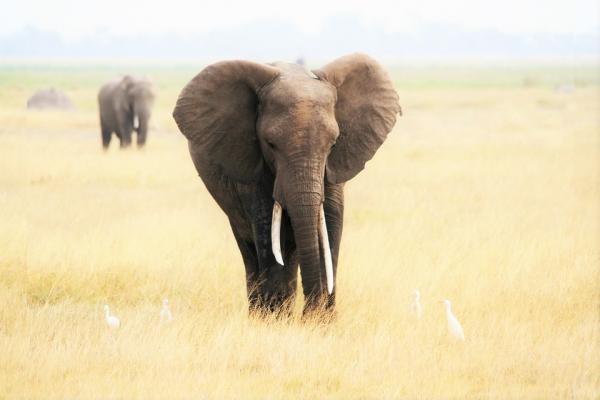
[277,165,334,309]
[287,194,323,305]
[271,201,333,295]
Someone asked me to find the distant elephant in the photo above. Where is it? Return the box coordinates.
[98,76,154,149]
[173,53,401,316]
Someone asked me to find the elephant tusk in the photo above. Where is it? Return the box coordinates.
[271,201,284,266]
[319,204,334,295]
[133,115,139,130]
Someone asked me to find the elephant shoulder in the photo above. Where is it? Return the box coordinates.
[99,80,117,95]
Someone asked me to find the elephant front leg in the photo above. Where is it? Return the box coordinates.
[120,128,133,148]
[251,201,299,316]
[231,229,262,312]
[100,119,112,150]
[136,118,148,148]
[136,130,147,148]
[117,115,133,148]
[231,221,297,316]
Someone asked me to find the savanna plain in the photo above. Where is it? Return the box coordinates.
[0,63,598,399]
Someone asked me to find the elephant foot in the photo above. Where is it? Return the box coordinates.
[301,306,337,324]
[301,292,336,323]
[248,291,295,319]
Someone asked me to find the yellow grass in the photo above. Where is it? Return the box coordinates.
[0,67,599,399]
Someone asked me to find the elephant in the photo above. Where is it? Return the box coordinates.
[173,53,401,316]
[98,75,155,149]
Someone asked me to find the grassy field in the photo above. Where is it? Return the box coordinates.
[0,63,598,399]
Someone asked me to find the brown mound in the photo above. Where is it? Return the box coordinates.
[26,88,75,110]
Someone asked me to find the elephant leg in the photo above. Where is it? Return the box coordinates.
[244,186,297,314]
[251,212,298,315]
[197,166,298,317]
[120,128,133,148]
[232,222,297,316]
[101,120,112,150]
[117,117,133,148]
[136,131,147,148]
[322,182,345,310]
[136,125,147,148]
[231,228,261,312]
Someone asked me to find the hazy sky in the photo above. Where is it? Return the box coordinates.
[2,0,598,38]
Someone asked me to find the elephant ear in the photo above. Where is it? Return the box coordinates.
[173,61,280,182]
[313,53,401,184]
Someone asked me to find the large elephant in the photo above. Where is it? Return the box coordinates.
[173,53,401,316]
[98,76,155,149]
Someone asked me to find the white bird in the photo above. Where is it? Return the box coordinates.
[412,290,423,319]
[104,304,120,330]
[160,298,173,323]
[443,300,465,341]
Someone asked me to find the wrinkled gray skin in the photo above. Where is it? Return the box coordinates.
[173,53,401,317]
[98,76,154,149]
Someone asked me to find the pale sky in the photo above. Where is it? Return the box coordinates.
[2,0,598,38]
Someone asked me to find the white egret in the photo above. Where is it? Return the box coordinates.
[443,300,465,341]
[104,304,120,330]
[160,298,173,323]
[412,290,423,319]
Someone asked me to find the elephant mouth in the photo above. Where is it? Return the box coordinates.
[271,201,334,295]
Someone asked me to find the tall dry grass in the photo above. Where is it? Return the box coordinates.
[0,66,598,399]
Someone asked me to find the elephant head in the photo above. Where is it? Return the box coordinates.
[121,75,155,147]
[173,54,400,309]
